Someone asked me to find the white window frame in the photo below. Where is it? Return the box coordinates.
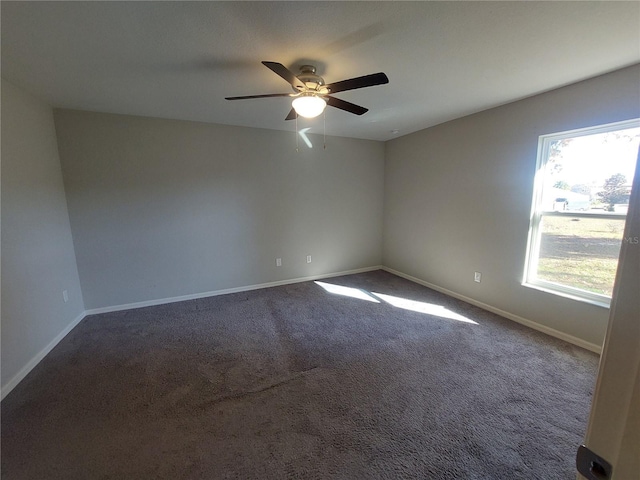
[523,118,640,308]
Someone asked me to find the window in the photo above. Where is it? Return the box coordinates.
[524,119,640,306]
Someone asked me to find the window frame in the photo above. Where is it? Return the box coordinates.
[523,118,640,308]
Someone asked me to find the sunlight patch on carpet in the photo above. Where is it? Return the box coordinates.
[314,281,477,324]
[314,281,380,302]
[372,292,478,324]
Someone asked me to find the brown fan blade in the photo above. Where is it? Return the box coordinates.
[325,72,389,94]
[225,93,293,100]
[285,108,298,121]
[262,61,306,90]
[326,96,368,115]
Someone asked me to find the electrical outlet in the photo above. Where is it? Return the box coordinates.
[474,272,482,283]
[276,258,282,267]
[306,255,312,264]
[63,290,69,303]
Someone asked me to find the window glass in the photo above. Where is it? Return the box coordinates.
[537,215,625,297]
[525,120,640,305]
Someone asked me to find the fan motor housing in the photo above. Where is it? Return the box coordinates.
[294,65,325,92]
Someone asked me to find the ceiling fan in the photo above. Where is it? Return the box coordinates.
[225,61,389,120]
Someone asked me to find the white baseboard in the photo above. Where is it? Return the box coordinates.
[381,266,602,354]
[85,265,383,316]
[1,311,86,401]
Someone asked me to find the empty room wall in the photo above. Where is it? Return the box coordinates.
[54,111,384,310]
[1,79,85,394]
[383,64,640,349]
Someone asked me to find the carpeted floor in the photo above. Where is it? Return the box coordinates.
[1,270,598,479]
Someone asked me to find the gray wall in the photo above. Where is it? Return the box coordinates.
[383,65,640,347]
[1,79,85,391]
[54,111,385,309]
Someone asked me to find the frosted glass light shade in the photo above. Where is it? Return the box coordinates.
[292,95,327,119]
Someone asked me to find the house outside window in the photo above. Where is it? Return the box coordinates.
[524,119,640,306]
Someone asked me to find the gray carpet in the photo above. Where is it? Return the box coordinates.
[1,270,598,479]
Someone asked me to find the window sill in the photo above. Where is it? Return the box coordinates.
[522,281,611,309]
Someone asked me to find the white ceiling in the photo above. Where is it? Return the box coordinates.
[2,1,639,141]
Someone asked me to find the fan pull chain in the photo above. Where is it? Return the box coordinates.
[295,114,299,152]
[323,111,326,150]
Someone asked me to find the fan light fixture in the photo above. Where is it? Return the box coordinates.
[292,94,327,119]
